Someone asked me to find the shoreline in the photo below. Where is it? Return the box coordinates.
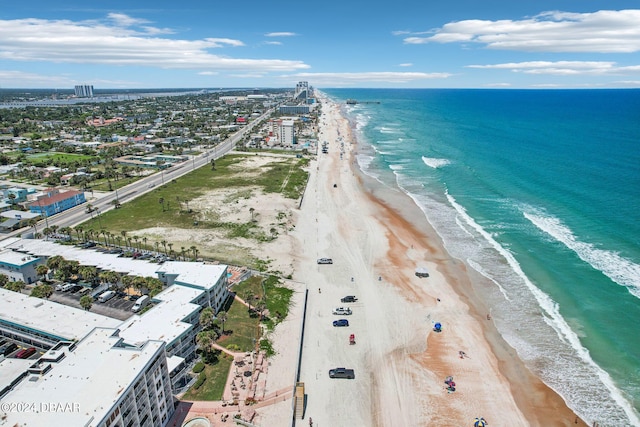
[305,94,585,425]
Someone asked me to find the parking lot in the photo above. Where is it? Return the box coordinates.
[49,287,136,321]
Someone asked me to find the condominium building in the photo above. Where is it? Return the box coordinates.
[0,237,231,396]
[74,84,94,98]
[0,248,44,284]
[0,328,174,427]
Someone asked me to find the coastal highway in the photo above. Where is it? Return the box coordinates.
[0,108,271,241]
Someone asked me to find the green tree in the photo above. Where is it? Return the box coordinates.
[79,295,93,311]
[79,266,98,285]
[36,264,49,282]
[199,307,214,330]
[216,310,227,335]
[0,274,9,288]
[5,281,25,293]
[31,284,53,299]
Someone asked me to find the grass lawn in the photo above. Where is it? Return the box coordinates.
[231,275,293,330]
[26,152,98,164]
[182,352,233,401]
[218,294,260,352]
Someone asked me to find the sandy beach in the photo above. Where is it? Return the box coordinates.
[177,94,588,427]
[276,95,586,426]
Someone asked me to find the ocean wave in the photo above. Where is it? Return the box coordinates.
[447,193,640,425]
[422,156,451,169]
[523,210,640,300]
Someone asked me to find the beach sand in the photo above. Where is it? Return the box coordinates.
[279,95,586,426]
[176,95,587,427]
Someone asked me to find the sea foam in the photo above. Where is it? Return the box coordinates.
[524,209,640,299]
[421,156,451,169]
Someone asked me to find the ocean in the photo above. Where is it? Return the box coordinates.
[321,88,640,426]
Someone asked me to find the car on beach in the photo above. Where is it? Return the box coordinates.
[333,319,349,327]
[329,368,355,379]
[341,295,357,303]
[333,307,352,315]
[317,258,333,264]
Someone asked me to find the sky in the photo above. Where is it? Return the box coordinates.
[1,1,640,89]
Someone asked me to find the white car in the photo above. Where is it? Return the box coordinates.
[333,307,352,315]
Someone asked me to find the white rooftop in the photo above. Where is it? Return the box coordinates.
[0,248,39,267]
[0,210,40,220]
[0,357,33,394]
[118,284,202,347]
[1,237,161,277]
[0,328,165,426]
[158,261,228,290]
[0,288,121,342]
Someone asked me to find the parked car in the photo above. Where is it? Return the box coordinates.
[328,368,355,379]
[332,307,353,315]
[56,283,74,292]
[15,347,36,359]
[132,295,150,313]
[341,295,358,303]
[317,258,333,264]
[0,342,18,356]
[98,290,116,303]
[333,319,349,327]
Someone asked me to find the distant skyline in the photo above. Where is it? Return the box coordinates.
[2,1,640,89]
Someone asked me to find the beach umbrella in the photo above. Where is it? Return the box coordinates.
[474,417,487,427]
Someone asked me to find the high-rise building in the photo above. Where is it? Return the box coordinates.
[294,81,309,101]
[74,85,94,98]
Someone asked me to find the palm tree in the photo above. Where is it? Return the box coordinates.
[154,241,160,253]
[181,246,186,261]
[196,331,213,358]
[168,243,173,256]
[121,230,128,248]
[46,255,65,273]
[132,235,139,250]
[161,240,167,254]
[254,298,267,321]
[217,310,227,335]
[74,225,84,241]
[245,290,254,311]
[100,229,108,246]
[249,207,255,222]
[142,237,148,251]
[199,307,214,330]
[190,246,198,261]
[36,264,49,282]
[120,275,134,295]
[5,281,25,293]
[28,218,39,236]
[79,266,98,286]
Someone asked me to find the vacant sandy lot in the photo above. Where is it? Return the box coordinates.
[132,155,302,274]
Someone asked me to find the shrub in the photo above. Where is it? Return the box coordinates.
[194,372,206,389]
[193,362,205,373]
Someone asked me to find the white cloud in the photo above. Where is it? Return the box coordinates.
[404,9,640,53]
[264,41,282,46]
[467,61,640,75]
[283,71,451,85]
[265,32,297,37]
[483,82,511,87]
[0,15,310,72]
[398,63,413,67]
[198,71,218,75]
[0,70,138,87]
